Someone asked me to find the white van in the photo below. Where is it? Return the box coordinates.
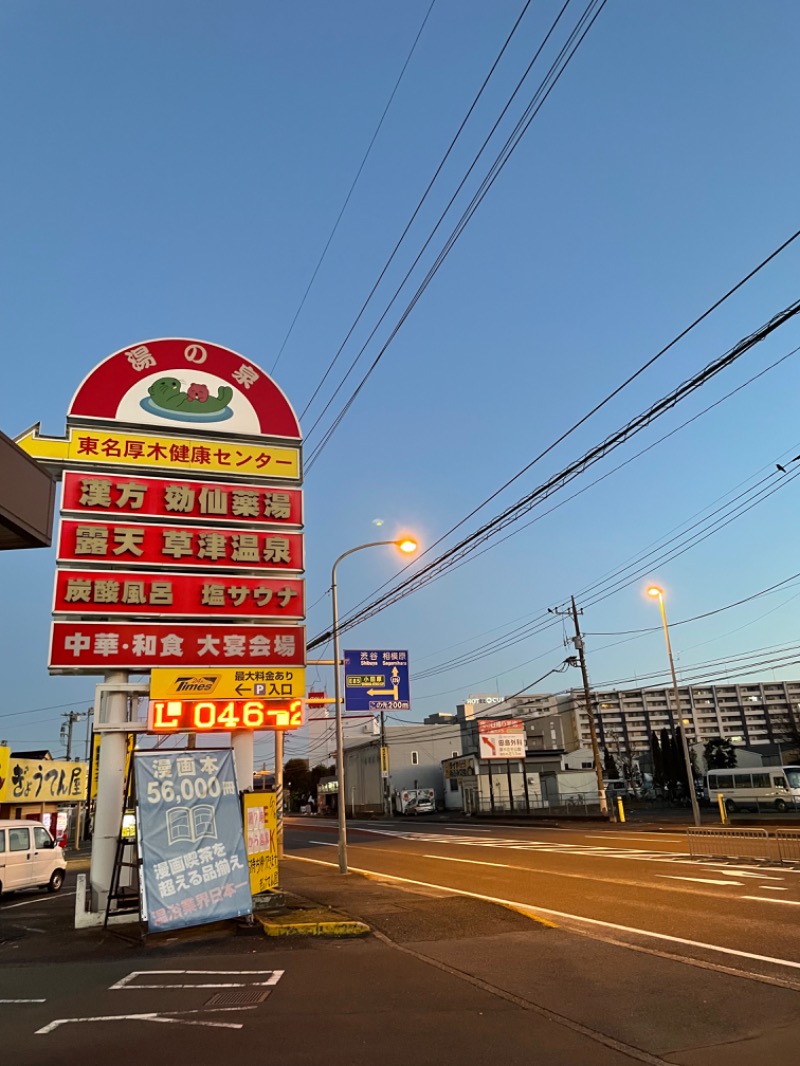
[0,820,66,897]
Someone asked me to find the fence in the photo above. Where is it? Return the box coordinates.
[463,792,605,818]
[688,827,800,865]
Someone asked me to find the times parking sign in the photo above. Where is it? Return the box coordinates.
[343,650,410,712]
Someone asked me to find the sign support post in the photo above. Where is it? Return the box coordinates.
[274,730,284,857]
[89,671,129,910]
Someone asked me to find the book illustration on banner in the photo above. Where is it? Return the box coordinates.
[140,375,235,423]
[167,805,216,845]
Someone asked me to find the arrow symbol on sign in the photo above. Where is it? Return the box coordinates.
[235,683,251,697]
[366,686,399,698]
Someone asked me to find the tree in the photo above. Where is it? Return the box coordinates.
[660,727,675,787]
[603,747,619,779]
[283,758,313,809]
[704,736,737,771]
[673,729,689,790]
[650,731,664,788]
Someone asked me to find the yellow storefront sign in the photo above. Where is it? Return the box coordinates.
[150,667,306,701]
[90,734,135,801]
[0,748,88,804]
[243,792,278,894]
[15,425,300,480]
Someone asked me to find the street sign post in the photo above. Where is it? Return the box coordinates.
[343,650,410,712]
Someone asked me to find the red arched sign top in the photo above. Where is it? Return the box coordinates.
[67,338,301,441]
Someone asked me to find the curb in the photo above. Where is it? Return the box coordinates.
[256,913,369,938]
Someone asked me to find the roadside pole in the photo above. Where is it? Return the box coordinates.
[274,730,284,857]
[89,672,129,910]
[569,597,610,817]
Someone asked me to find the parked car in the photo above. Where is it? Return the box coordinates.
[0,820,66,897]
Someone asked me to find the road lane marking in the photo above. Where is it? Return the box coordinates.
[289,854,800,973]
[423,855,513,868]
[2,891,76,910]
[710,870,783,880]
[742,896,800,906]
[111,970,284,990]
[36,1007,254,1034]
[0,999,46,1003]
[309,840,336,846]
[658,876,742,886]
[758,886,788,891]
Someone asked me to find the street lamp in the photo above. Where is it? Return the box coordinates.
[332,537,418,873]
[646,585,701,826]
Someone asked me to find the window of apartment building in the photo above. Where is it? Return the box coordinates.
[411,751,419,765]
[449,778,459,792]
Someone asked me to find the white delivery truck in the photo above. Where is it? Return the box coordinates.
[394,788,436,816]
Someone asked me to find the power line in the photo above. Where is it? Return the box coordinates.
[270,0,438,375]
[310,292,800,649]
[303,0,606,461]
[298,0,539,421]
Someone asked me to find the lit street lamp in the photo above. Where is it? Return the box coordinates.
[646,585,701,826]
[332,537,418,873]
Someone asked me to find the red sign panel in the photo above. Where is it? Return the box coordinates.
[57,519,303,573]
[53,570,305,620]
[477,719,525,734]
[147,698,304,733]
[49,622,306,671]
[67,338,301,440]
[61,471,303,527]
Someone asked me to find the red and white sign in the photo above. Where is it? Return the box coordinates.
[67,338,301,440]
[49,622,306,671]
[57,519,304,573]
[53,570,305,620]
[477,718,526,760]
[61,471,303,527]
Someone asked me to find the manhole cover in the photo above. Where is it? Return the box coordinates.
[205,989,270,1008]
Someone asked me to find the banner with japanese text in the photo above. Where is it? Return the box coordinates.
[135,749,252,932]
[243,791,278,894]
[0,749,88,803]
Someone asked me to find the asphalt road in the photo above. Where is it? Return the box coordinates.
[4,827,800,1064]
[285,817,800,982]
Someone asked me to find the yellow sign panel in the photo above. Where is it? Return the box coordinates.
[244,791,278,894]
[149,667,306,701]
[15,425,300,480]
[0,748,88,804]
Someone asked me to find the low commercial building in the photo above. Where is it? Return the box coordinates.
[341,724,463,815]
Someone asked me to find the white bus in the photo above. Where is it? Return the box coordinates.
[706,765,800,813]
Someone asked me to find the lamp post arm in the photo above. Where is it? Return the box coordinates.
[331,539,406,875]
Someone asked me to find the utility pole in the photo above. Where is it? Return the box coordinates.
[60,710,84,761]
[566,598,609,816]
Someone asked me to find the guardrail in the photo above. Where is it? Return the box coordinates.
[687,827,778,862]
[776,829,800,864]
[688,827,800,865]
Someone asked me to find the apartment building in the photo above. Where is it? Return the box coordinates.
[564,680,800,756]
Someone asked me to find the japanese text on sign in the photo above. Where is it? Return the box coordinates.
[61,472,303,526]
[58,520,304,573]
[135,749,252,933]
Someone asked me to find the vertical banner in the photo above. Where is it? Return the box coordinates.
[135,749,252,932]
[243,791,278,894]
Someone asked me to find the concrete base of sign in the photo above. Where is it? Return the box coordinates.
[74,873,138,929]
[256,904,369,937]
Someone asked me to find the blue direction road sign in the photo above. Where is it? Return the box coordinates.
[343,650,410,712]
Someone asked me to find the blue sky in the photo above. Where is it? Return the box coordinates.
[3,1,800,764]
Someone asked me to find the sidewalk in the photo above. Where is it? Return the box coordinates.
[279,854,800,1065]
